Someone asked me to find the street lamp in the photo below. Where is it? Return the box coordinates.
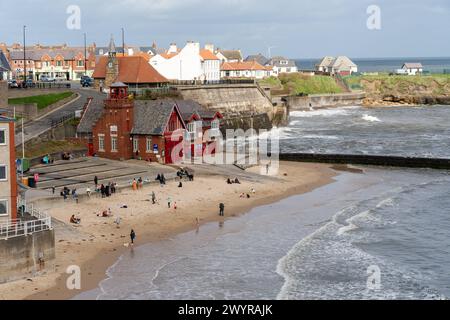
[84,33,87,76]
[23,25,27,87]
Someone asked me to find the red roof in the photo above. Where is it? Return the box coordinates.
[221,61,266,71]
[93,56,168,84]
[200,49,219,60]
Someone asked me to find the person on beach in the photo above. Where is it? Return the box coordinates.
[100,184,105,198]
[52,186,56,195]
[161,174,166,185]
[138,177,143,189]
[130,229,136,245]
[115,216,121,229]
[219,203,225,216]
[234,178,241,184]
[151,191,156,204]
[70,215,81,224]
[94,176,98,188]
[86,187,91,198]
[227,178,232,184]
[167,196,172,209]
[178,181,183,188]
[132,179,137,191]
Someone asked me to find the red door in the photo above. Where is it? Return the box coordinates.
[88,143,94,156]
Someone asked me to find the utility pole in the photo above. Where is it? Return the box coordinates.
[21,117,25,178]
[122,28,125,56]
[23,25,27,87]
[84,33,87,76]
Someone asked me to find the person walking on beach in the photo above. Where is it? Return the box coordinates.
[132,179,137,191]
[94,176,98,188]
[130,229,136,245]
[151,191,156,204]
[167,196,172,209]
[86,187,91,198]
[219,203,225,216]
[115,216,121,229]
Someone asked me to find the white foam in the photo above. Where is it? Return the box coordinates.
[362,114,381,122]
[289,109,350,118]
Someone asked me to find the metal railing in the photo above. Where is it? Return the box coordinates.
[0,200,52,240]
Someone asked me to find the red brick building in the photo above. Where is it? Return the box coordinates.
[88,83,186,164]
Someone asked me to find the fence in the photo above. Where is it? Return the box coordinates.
[0,200,52,240]
[34,82,72,89]
[50,112,76,128]
[170,79,256,86]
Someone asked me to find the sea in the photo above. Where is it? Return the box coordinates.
[295,57,450,73]
[76,104,450,300]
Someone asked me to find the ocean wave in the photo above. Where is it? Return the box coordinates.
[362,114,381,122]
[289,109,351,118]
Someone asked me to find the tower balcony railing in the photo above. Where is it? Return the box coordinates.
[104,98,133,109]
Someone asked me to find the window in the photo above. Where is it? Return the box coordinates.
[77,60,84,67]
[56,60,62,67]
[0,200,7,216]
[133,138,139,152]
[211,119,220,130]
[0,165,6,181]
[146,138,152,153]
[111,137,118,152]
[0,129,6,145]
[187,122,196,133]
[98,135,105,151]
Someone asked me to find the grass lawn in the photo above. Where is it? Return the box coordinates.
[8,92,74,110]
[343,74,450,94]
[260,74,343,95]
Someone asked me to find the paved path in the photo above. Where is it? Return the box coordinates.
[15,88,106,147]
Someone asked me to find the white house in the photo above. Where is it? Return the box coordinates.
[149,42,220,81]
[220,61,267,79]
[397,63,423,76]
[215,50,243,63]
[0,51,12,80]
[316,56,358,75]
[268,56,298,75]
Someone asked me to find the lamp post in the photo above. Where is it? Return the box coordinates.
[122,28,125,57]
[23,25,27,87]
[84,33,87,76]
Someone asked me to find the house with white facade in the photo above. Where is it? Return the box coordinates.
[0,116,17,224]
[220,61,268,79]
[216,50,243,63]
[0,51,11,80]
[149,42,220,81]
[397,63,423,76]
[268,56,298,75]
[316,56,358,75]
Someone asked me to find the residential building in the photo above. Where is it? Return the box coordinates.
[220,61,268,79]
[176,99,223,159]
[149,42,220,81]
[92,37,168,89]
[268,56,298,75]
[7,44,96,81]
[216,50,243,63]
[245,54,270,67]
[0,51,11,80]
[0,116,17,224]
[397,63,423,76]
[315,56,358,75]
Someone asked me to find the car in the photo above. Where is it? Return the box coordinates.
[40,75,56,82]
[80,75,93,87]
[8,80,19,88]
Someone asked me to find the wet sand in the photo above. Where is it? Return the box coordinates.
[0,161,337,300]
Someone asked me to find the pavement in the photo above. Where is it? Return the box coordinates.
[14,87,106,147]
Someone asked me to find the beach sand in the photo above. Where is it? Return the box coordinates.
[0,161,337,300]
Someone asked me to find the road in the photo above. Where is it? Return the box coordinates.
[15,88,106,147]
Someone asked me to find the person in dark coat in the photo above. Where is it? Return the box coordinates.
[219,203,225,216]
[130,229,136,245]
[100,184,106,198]
[94,176,98,187]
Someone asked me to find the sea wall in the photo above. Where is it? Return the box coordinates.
[285,92,366,110]
[0,229,55,284]
[280,153,450,170]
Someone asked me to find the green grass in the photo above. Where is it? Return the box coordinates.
[259,74,343,95]
[18,140,86,159]
[8,92,74,110]
[343,74,450,95]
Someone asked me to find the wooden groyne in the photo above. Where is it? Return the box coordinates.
[279,153,450,170]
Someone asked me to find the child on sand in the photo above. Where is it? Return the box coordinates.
[130,229,136,245]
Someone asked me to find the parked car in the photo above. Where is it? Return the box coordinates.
[40,75,56,82]
[24,79,35,88]
[55,75,67,82]
[80,75,93,87]
[8,79,19,88]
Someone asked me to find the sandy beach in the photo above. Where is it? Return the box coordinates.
[0,161,337,300]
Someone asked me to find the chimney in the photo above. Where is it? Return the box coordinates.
[205,44,214,53]
[168,43,177,53]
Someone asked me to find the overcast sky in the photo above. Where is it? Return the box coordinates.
[1,0,449,59]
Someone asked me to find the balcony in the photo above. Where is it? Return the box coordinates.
[104,98,133,109]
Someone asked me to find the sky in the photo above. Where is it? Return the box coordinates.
[1,0,449,59]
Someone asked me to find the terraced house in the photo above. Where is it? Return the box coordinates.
[0,116,17,224]
[7,44,96,80]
